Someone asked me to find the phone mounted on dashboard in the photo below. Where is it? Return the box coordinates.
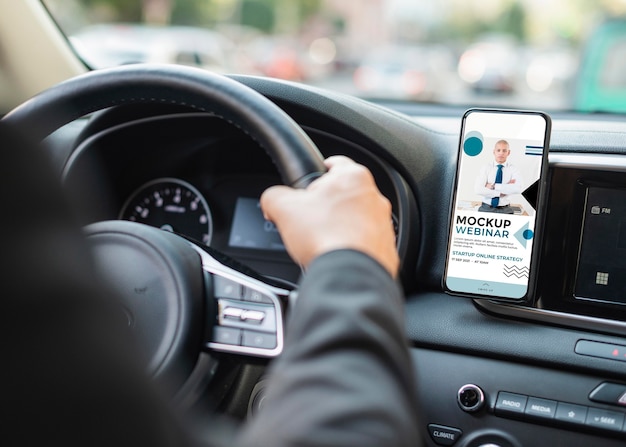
[443,108,551,304]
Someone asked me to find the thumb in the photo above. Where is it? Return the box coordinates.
[260,185,301,222]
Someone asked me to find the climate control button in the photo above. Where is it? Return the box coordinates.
[427,424,462,446]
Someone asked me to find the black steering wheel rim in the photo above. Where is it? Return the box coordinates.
[1,64,325,404]
[2,64,326,188]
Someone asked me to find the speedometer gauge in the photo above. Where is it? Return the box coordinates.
[120,178,213,245]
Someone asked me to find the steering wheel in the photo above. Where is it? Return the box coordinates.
[2,64,326,405]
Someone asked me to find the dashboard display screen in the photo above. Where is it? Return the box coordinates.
[575,186,626,305]
[229,197,285,251]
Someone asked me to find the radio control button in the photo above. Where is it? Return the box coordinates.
[525,397,557,419]
[555,402,587,424]
[585,407,624,432]
[495,392,527,415]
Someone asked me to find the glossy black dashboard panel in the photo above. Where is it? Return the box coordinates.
[50,76,626,446]
[542,160,626,319]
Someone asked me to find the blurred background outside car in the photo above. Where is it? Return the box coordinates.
[71,24,235,71]
[575,18,626,113]
[43,0,626,113]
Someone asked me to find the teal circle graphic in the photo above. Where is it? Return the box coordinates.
[523,229,534,240]
[463,136,483,156]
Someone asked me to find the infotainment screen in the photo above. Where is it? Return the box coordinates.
[575,186,626,305]
[228,197,285,251]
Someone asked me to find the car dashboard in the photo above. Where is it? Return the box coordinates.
[48,75,626,446]
[60,101,417,287]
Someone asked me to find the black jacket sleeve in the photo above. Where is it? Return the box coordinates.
[236,249,421,447]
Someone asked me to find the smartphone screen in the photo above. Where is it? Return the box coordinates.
[444,109,551,302]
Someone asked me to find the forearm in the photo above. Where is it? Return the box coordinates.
[474,170,497,198]
[495,182,522,195]
[476,186,499,198]
[236,250,420,447]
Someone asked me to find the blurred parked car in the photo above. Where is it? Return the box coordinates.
[244,35,337,81]
[71,24,235,72]
[524,45,577,94]
[245,36,306,80]
[457,37,518,94]
[353,45,452,101]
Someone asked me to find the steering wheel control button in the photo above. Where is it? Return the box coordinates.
[555,402,588,425]
[524,397,557,420]
[495,392,527,416]
[221,306,266,324]
[218,299,276,332]
[589,382,626,406]
[457,384,485,413]
[214,276,243,300]
[242,330,277,349]
[223,307,244,320]
[213,327,242,346]
[244,287,274,304]
[584,407,625,432]
[241,310,266,323]
[427,424,462,446]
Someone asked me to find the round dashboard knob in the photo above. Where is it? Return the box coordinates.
[457,384,485,412]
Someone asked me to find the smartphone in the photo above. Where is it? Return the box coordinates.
[443,109,551,303]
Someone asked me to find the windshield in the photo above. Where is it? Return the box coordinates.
[42,0,626,113]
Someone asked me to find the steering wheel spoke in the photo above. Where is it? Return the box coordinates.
[196,246,289,358]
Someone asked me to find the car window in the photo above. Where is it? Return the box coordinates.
[42,0,626,113]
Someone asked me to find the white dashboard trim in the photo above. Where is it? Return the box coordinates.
[550,153,626,171]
